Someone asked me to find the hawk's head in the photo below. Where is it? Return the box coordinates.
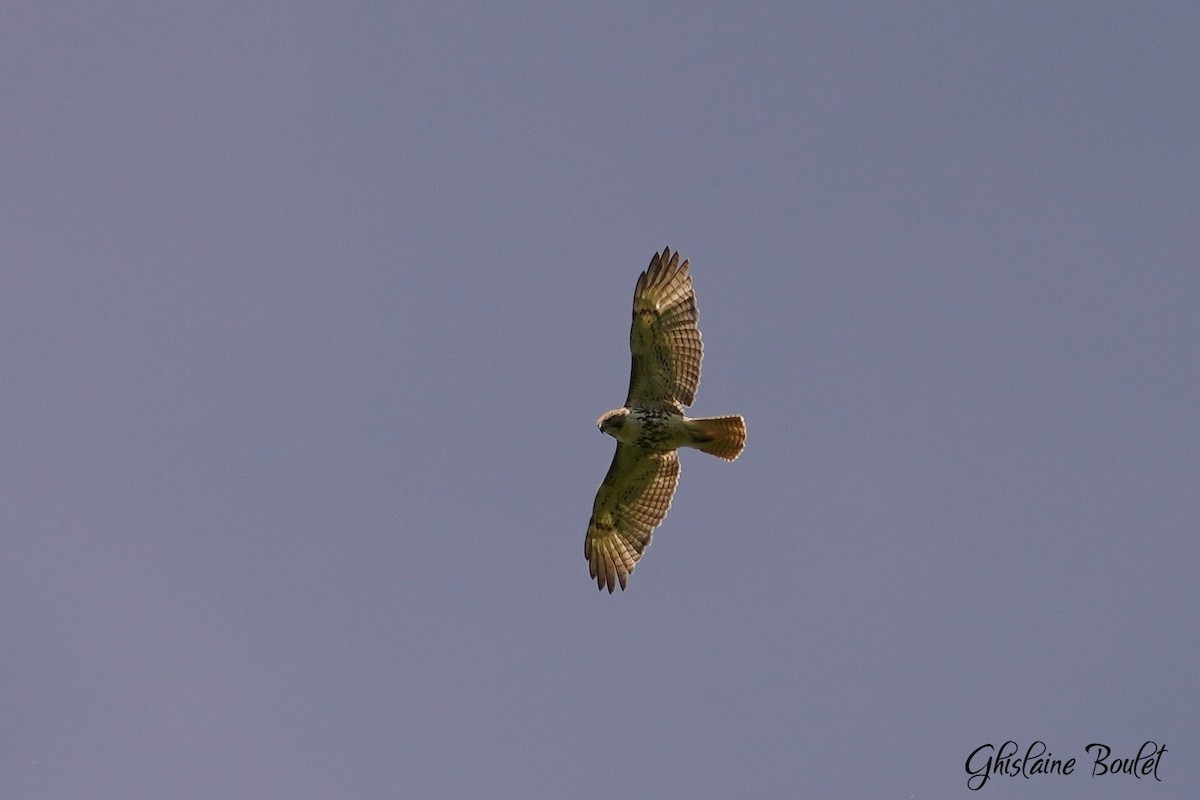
[596,408,630,438]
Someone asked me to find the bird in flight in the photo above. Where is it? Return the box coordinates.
[585,247,746,592]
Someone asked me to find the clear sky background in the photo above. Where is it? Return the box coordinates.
[3,3,1197,798]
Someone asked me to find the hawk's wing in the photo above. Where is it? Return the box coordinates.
[584,443,681,592]
[624,247,703,411]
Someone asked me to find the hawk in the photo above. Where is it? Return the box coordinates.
[585,247,746,592]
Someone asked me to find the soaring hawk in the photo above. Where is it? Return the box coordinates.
[585,247,746,592]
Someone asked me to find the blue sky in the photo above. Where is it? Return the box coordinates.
[3,3,1198,797]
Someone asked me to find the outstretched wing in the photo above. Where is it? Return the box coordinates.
[624,247,703,411]
[584,444,681,592]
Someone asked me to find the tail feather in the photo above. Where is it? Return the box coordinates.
[686,415,746,460]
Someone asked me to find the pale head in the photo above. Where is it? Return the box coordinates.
[596,408,631,439]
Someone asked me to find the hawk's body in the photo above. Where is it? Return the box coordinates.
[585,248,746,592]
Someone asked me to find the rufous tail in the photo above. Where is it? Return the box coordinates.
[686,415,746,461]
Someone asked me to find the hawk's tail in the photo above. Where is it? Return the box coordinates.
[686,415,746,461]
